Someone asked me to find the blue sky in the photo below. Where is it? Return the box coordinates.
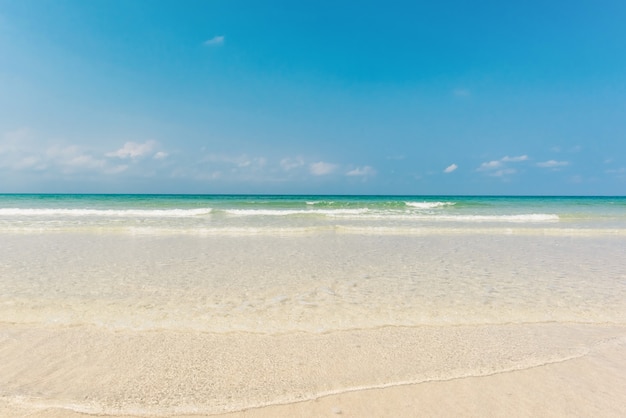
[1,0,625,195]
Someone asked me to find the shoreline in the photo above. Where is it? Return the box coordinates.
[218,336,626,418]
[2,322,625,417]
[2,195,625,416]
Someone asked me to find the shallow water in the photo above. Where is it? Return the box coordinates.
[1,195,626,415]
[1,232,625,333]
[1,194,626,333]
[1,194,626,234]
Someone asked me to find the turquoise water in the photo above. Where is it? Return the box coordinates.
[1,194,626,332]
[1,194,625,234]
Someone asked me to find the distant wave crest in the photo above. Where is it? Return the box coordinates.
[0,208,213,217]
[405,201,455,209]
[223,208,370,217]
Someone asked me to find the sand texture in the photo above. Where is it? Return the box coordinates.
[1,322,625,417]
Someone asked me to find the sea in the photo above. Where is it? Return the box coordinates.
[1,194,626,333]
[1,194,626,234]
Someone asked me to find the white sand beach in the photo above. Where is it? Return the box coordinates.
[2,196,626,417]
[1,322,625,417]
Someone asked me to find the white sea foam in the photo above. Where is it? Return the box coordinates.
[219,210,554,222]
[223,208,370,216]
[434,213,559,222]
[306,200,338,205]
[0,208,213,217]
[353,213,560,222]
[405,201,455,209]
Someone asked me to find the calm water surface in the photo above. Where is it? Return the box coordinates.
[1,194,625,332]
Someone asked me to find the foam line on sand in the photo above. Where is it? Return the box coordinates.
[1,323,626,417]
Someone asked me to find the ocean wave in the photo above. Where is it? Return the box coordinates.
[439,214,559,222]
[0,208,213,218]
[0,207,559,223]
[355,213,560,222]
[222,208,371,216]
[305,200,332,205]
[404,201,456,209]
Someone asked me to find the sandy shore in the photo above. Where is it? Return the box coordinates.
[220,338,626,418]
[2,322,625,417]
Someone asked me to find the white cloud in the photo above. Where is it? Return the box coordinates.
[204,35,225,46]
[106,141,156,159]
[0,133,102,174]
[1,128,32,148]
[443,163,458,173]
[67,154,105,169]
[0,130,168,180]
[537,160,569,168]
[153,151,168,160]
[309,161,337,176]
[478,160,502,171]
[280,157,305,171]
[501,155,528,162]
[203,153,266,169]
[45,145,109,174]
[14,156,45,170]
[346,166,376,177]
[477,155,528,177]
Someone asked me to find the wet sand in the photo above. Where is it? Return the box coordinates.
[2,322,625,417]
